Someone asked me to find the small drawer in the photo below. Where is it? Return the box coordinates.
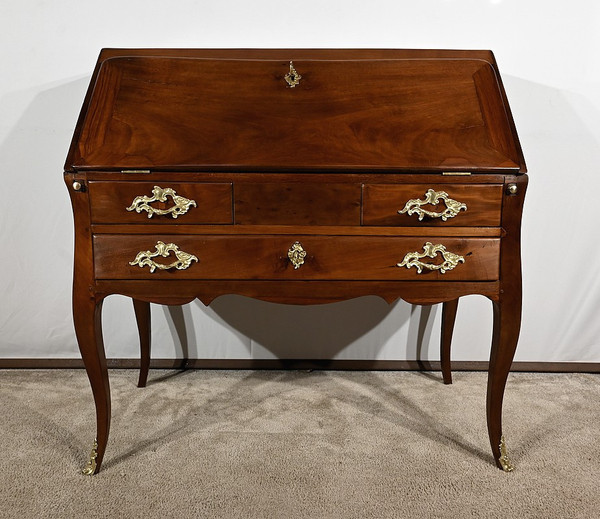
[235,183,361,225]
[94,234,499,281]
[88,182,232,224]
[362,184,503,226]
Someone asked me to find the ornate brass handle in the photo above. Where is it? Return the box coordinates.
[288,241,307,269]
[129,241,198,273]
[397,242,464,274]
[126,186,197,218]
[398,189,467,221]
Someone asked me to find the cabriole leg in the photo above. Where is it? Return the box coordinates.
[73,297,110,475]
[440,298,459,384]
[133,299,151,388]
[486,297,520,472]
[486,174,527,471]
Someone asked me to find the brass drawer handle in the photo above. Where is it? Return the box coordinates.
[398,189,467,221]
[126,186,197,218]
[129,241,198,273]
[288,241,307,269]
[397,242,464,274]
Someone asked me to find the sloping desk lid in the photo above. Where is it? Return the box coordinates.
[66,49,526,173]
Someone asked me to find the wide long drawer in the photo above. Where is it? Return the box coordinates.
[88,182,233,224]
[94,235,500,281]
[362,184,503,226]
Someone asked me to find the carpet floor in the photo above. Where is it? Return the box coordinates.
[1,369,598,518]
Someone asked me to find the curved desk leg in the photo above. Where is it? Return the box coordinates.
[73,296,110,475]
[133,299,151,388]
[440,298,458,385]
[487,297,520,472]
[486,174,527,471]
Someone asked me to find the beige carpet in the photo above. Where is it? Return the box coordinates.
[1,369,598,518]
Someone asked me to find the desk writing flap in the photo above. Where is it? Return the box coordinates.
[68,52,524,172]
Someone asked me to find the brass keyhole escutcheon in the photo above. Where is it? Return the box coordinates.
[287,241,307,269]
[284,61,302,88]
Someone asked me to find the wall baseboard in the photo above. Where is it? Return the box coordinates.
[1,358,599,373]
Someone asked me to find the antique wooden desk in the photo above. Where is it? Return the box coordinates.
[64,49,527,475]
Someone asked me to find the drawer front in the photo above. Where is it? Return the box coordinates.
[94,235,499,281]
[89,182,233,224]
[362,184,503,226]
[235,183,361,225]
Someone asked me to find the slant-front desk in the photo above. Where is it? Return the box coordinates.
[64,49,527,475]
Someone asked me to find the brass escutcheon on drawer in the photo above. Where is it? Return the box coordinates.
[284,61,302,88]
[126,185,197,218]
[287,241,307,269]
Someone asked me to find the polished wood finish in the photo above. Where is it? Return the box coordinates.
[67,173,110,473]
[487,173,527,469]
[235,183,360,225]
[69,54,523,172]
[91,224,502,237]
[441,299,459,384]
[65,49,527,474]
[93,235,500,281]
[89,182,232,224]
[362,184,503,227]
[95,279,500,306]
[84,171,510,184]
[132,299,151,388]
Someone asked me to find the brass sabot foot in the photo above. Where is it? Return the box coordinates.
[499,435,514,472]
[82,438,98,476]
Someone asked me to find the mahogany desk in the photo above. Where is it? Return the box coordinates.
[64,49,527,475]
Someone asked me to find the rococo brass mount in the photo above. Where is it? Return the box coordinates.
[126,185,197,218]
[398,189,467,221]
[284,61,302,88]
[82,438,98,476]
[499,436,514,472]
[130,241,198,273]
[397,242,465,274]
[287,241,307,269]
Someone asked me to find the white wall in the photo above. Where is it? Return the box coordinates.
[1,0,599,363]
